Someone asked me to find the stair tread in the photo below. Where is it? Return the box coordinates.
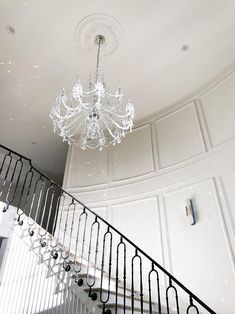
[83,287,150,303]
[98,303,162,313]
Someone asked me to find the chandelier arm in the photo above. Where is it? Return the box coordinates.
[101,106,131,119]
[102,113,131,130]
[86,141,112,149]
[104,91,122,98]
[70,136,111,149]
[63,116,88,136]
[81,88,98,95]
[61,114,86,131]
[102,120,121,139]
[60,97,91,111]
[69,117,93,138]
[53,109,79,121]
[97,100,117,111]
[97,103,116,112]
[79,102,94,111]
[60,99,93,113]
[87,143,102,149]
[60,101,82,112]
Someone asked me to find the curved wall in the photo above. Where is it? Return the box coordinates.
[63,69,235,313]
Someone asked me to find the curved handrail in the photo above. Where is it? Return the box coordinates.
[0,143,217,314]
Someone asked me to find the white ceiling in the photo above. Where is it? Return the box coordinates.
[1,0,235,182]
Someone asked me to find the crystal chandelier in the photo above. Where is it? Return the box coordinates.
[50,34,134,150]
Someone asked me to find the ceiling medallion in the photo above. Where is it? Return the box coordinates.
[50,32,134,150]
[74,13,123,57]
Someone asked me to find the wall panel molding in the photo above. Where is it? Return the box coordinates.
[213,177,235,275]
[199,72,235,148]
[64,68,235,192]
[110,123,155,182]
[154,102,206,169]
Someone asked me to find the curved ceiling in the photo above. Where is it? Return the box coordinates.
[1,0,235,182]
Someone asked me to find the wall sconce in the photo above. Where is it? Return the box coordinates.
[185,199,196,225]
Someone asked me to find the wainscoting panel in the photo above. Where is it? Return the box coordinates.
[219,168,235,238]
[163,179,235,313]
[111,124,154,182]
[67,145,108,188]
[155,103,205,168]
[111,197,162,262]
[200,72,235,147]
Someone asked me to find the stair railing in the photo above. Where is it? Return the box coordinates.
[0,143,217,314]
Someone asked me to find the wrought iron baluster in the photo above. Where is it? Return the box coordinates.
[61,199,76,272]
[51,190,64,237]
[115,237,126,314]
[187,296,199,314]
[27,176,44,237]
[148,263,161,314]
[3,157,23,212]
[100,226,113,314]
[44,185,56,233]
[16,167,34,226]
[27,175,43,236]
[0,152,12,195]
[166,278,180,314]
[68,199,76,253]
[33,179,45,225]
[0,152,11,175]
[39,183,54,247]
[50,193,65,259]
[86,216,100,290]
[0,152,7,175]
[131,249,144,314]
[72,207,88,277]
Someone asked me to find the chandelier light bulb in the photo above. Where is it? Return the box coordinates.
[50,34,134,150]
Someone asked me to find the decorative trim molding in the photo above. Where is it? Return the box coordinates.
[154,102,206,169]
[66,142,235,206]
[110,123,155,183]
[212,177,235,275]
[65,65,235,192]
[135,61,235,127]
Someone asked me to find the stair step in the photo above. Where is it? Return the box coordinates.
[69,268,136,293]
[84,287,149,303]
[93,289,152,311]
[98,303,162,314]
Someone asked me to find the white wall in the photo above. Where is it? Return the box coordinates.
[63,70,235,313]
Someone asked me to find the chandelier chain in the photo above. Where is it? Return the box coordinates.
[96,36,102,73]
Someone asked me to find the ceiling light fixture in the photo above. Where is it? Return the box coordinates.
[50,34,134,150]
[6,25,15,34]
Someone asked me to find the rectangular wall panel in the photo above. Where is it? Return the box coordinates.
[200,73,235,147]
[111,197,161,261]
[220,168,235,238]
[155,103,205,168]
[111,125,154,181]
[163,179,235,313]
[67,145,108,188]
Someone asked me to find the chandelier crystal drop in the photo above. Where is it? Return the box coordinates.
[50,34,134,150]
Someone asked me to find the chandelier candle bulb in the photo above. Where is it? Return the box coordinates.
[50,34,134,150]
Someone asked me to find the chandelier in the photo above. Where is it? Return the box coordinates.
[50,34,134,150]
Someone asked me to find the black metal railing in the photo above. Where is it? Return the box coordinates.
[0,143,216,314]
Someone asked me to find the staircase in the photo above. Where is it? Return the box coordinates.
[0,144,216,314]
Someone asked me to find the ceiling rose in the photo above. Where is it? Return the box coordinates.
[74,13,123,56]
